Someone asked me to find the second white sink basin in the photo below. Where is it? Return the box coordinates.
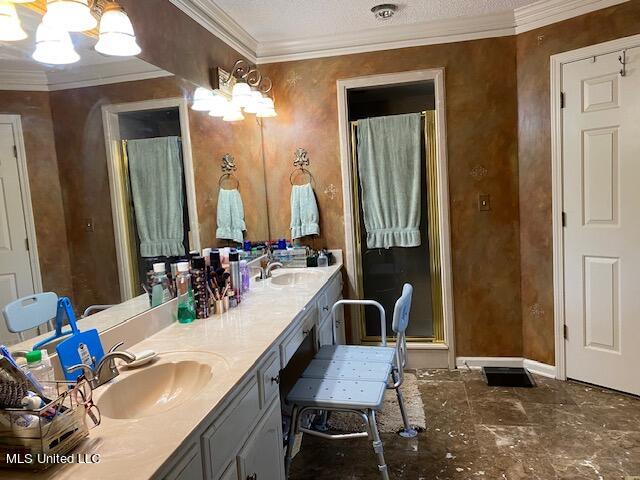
[270,269,321,286]
[97,360,212,420]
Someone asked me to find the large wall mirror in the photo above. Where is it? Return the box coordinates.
[0,3,269,347]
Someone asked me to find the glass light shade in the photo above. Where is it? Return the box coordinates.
[43,0,97,32]
[0,2,27,41]
[208,94,230,117]
[231,81,251,108]
[243,90,264,114]
[32,22,80,65]
[191,87,216,111]
[95,5,140,56]
[256,97,277,118]
[223,105,244,122]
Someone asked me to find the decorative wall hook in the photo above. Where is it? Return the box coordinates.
[221,153,237,173]
[619,50,627,77]
[293,148,310,168]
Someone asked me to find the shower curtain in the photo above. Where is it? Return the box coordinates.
[126,136,186,257]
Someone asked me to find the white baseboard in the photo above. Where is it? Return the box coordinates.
[455,356,557,379]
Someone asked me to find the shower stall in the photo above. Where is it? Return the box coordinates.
[338,70,453,359]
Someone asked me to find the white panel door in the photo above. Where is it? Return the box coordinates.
[0,119,36,344]
[562,47,640,395]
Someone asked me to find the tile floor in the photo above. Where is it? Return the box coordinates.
[289,369,640,479]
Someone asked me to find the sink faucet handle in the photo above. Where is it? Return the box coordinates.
[67,363,96,381]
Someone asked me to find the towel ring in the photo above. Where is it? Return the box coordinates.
[218,173,240,189]
[289,168,314,186]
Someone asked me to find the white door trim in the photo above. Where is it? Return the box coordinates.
[550,33,640,381]
[102,97,201,301]
[0,114,43,294]
[336,68,456,369]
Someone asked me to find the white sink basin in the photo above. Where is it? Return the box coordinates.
[270,269,321,286]
[98,360,212,419]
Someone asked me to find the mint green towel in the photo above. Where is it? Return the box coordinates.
[290,183,319,239]
[357,113,422,249]
[127,136,186,257]
[216,188,246,244]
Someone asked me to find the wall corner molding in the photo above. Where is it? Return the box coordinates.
[168,0,258,64]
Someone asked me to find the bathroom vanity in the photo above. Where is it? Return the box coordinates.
[8,260,343,480]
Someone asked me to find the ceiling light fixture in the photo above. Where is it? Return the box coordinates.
[32,22,80,64]
[191,60,277,122]
[43,0,97,32]
[0,1,28,41]
[371,3,397,20]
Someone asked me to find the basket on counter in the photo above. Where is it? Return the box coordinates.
[0,381,89,470]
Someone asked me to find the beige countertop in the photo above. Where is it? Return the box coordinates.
[2,261,342,479]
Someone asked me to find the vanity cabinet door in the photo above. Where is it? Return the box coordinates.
[163,442,203,480]
[237,398,285,480]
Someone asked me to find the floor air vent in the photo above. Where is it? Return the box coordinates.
[482,367,536,388]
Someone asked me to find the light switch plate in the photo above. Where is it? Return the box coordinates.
[478,194,491,211]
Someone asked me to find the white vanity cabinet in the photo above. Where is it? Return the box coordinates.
[160,269,344,480]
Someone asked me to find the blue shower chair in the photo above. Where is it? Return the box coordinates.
[285,284,415,480]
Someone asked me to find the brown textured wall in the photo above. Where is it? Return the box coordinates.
[260,37,523,358]
[0,91,74,300]
[49,76,267,311]
[517,1,640,365]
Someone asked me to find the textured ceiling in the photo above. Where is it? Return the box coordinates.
[214,0,538,42]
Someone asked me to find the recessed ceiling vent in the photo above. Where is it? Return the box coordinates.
[371,3,397,21]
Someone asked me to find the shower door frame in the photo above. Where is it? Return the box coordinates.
[337,68,455,368]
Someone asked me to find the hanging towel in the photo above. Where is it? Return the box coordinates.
[357,113,422,249]
[127,136,186,257]
[216,188,246,244]
[290,183,320,239]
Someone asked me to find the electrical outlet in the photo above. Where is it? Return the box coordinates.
[478,194,491,211]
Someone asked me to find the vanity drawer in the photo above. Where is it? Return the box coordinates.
[316,290,331,321]
[202,376,260,479]
[258,349,281,408]
[280,307,316,369]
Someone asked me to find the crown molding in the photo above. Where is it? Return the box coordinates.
[514,0,630,34]
[168,0,258,64]
[0,61,173,92]
[256,11,516,64]
[169,0,631,64]
[0,70,49,91]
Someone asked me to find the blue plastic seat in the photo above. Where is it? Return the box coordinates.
[302,359,392,382]
[288,378,386,409]
[2,292,57,343]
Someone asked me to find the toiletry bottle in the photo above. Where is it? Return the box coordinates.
[191,256,209,319]
[229,250,241,303]
[25,350,56,400]
[175,261,196,323]
[210,249,221,271]
[150,262,173,307]
[240,260,250,293]
[317,250,329,267]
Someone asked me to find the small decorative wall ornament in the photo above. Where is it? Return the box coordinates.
[324,183,337,200]
[470,165,488,179]
[286,71,302,87]
[529,303,545,320]
[221,153,237,173]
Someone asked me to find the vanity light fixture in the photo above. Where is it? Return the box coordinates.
[94,1,140,56]
[190,60,277,121]
[32,21,80,64]
[0,1,28,41]
[43,0,97,32]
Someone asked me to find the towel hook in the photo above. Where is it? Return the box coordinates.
[290,148,314,185]
[219,153,240,189]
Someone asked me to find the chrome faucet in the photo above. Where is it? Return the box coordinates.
[68,341,136,389]
[256,261,283,280]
